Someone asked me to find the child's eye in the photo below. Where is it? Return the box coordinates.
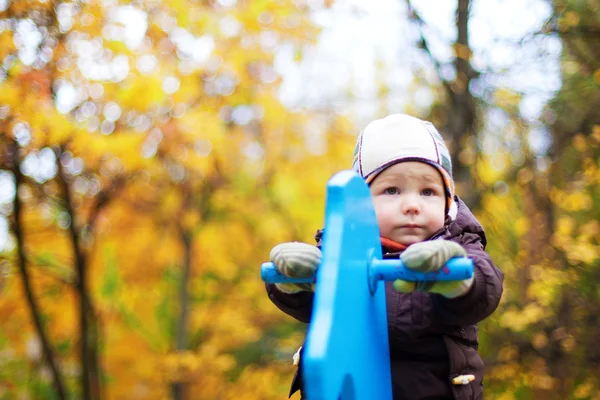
[384,187,398,195]
[422,188,434,196]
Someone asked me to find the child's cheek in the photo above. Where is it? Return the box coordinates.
[372,200,387,231]
[377,206,396,237]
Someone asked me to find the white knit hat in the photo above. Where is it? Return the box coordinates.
[352,114,455,214]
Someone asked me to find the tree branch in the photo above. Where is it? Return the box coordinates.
[404,0,455,97]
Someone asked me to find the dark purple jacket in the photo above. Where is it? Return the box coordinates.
[266,197,504,400]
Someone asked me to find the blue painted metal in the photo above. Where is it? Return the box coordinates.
[366,257,473,294]
[261,263,317,284]
[261,170,474,400]
[261,258,472,289]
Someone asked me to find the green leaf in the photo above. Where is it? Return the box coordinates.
[101,250,121,298]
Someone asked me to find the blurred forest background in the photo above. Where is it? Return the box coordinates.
[0,0,599,399]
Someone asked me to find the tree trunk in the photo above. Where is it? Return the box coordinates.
[448,0,478,204]
[405,0,479,205]
[8,142,68,399]
[56,155,101,400]
[171,230,192,400]
[171,184,194,400]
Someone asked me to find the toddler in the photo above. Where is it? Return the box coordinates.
[265,114,503,400]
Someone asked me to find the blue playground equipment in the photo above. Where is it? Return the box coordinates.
[261,170,473,400]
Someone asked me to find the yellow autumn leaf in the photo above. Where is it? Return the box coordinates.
[117,75,165,111]
[0,82,20,108]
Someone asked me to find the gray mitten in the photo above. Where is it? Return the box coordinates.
[393,240,474,298]
[270,242,321,293]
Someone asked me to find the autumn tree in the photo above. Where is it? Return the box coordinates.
[469,1,600,397]
[0,1,353,399]
[399,0,600,397]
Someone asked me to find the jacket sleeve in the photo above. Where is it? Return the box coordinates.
[432,232,504,326]
[263,229,324,323]
[265,283,314,323]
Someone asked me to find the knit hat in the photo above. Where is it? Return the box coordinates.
[352,114,455,215]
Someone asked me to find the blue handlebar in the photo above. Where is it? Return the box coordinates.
[369,257,473,281]
[261,262,317,284]
[261,257,473,285]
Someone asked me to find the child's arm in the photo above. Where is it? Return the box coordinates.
[264,241,321,323]
[265,283,314,323]
[431,236,503,326]
[394,237,503,326]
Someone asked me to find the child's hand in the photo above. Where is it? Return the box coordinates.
[269,242,321,294]
[393,240,474,298]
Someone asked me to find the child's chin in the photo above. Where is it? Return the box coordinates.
[395,237,424,247]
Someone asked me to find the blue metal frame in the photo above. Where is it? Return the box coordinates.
[261,170,473,400]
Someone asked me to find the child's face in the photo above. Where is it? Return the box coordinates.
[370,161,446,246]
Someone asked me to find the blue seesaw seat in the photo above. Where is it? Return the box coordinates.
[261,170,473,400]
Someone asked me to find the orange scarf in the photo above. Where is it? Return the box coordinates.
[380,237,407,252]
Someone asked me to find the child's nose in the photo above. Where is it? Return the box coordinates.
[401,194,421,214]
